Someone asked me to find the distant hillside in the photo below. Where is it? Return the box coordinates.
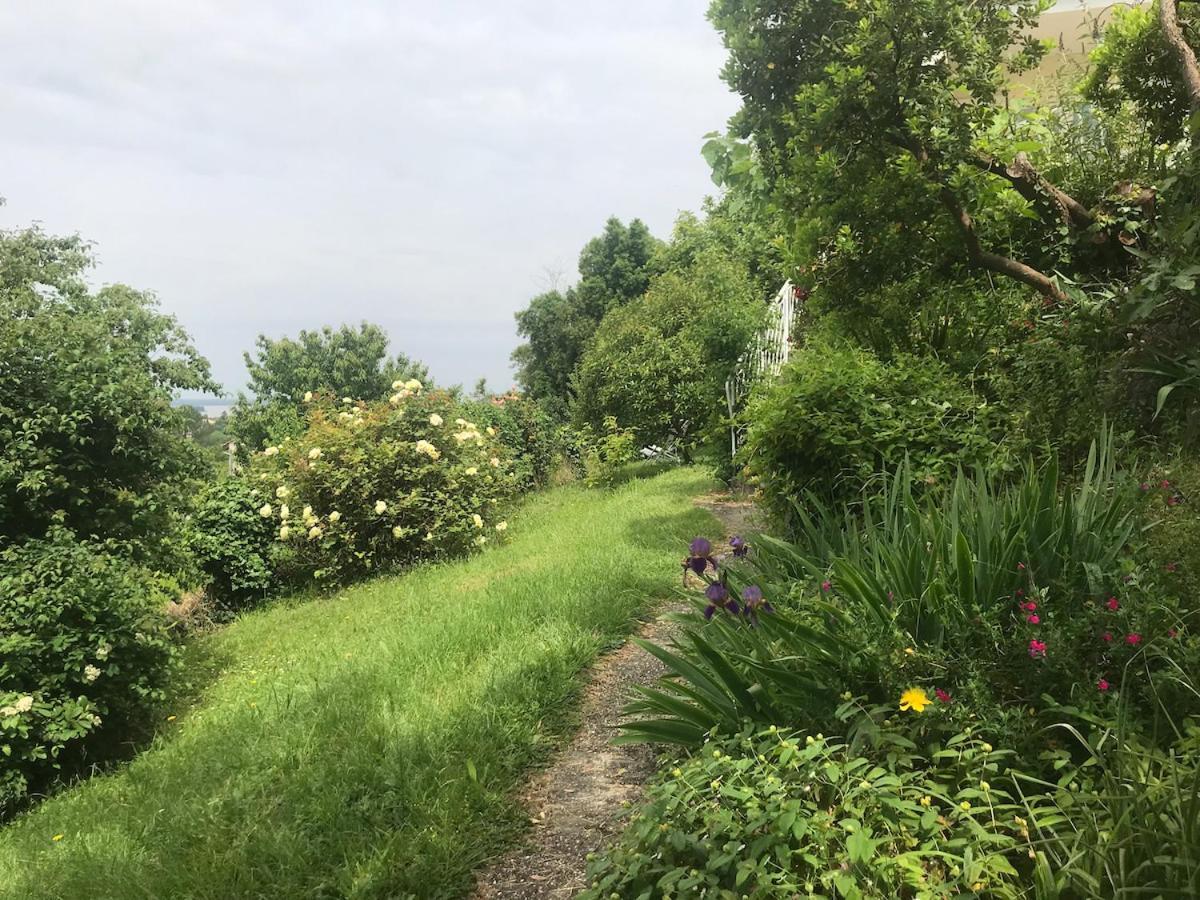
[1022,2,1127,91]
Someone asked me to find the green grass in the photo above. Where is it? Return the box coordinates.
[0,466,715,900]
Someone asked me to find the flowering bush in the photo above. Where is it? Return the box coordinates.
[247,386,516,583]
[584,725,1027,898]
[0,530,177,816]
[186,479,279,610]
[462,391,561,492]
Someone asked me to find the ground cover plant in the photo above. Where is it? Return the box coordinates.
[0,466,715,900]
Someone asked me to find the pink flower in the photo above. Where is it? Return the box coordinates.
[1140,482,1150,492]
[1028,639,1047,658]
[1021,601,1037,612]
[1102,632,1113,643]
[1166,562,1178,572]
[1161,479,1171,489]
[935,688,952,704]
[1027,614,1040,625]
[1126,633,1142,646]
[1106,597,1119,611]
[1097,679,1110,692]
[1017,562,1026,571]
[1169,628,1179,639]
[821,580,832,593]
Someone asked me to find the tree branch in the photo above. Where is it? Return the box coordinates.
[969,153,1095,229]
[1160,0,1200,117]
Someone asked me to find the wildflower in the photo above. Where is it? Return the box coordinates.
[899,687,932,713]
[276,485,290,499]
[1028,639,1047,658]
[1027,614,1040,624]
[259,503,273,518]
[15,695,33,714]
[919,795,932,807]
[841,691,853,701]
[83,665,101,683]
[820,579,832,593]
[672,768,683,778]
[1021,600,1036,611]
[304,391,313,402]
[1126,633,1142,646]
[1097,678,1110,692]
[1169,628,1179,638]
[429,413,444,427]
[703,582,737,619]
[279,525,291,540]
[52,834,64,842]
[980,781,990,792]
[279,504,290,520]
[166,715,176,722]
[904,647,915,656]
[495,521,508,532]
[1106,597,1119,611]
[308,447,322,460]
[490,456,500,467]
[1166,561,1178,572]
[935,688,952,704]
[392,525,404,539]
[1140,482,1150,491]
[1017,562,1026,571]
[1102,631,1113,643]
[465,466,478,476]
[741,584,772,615]
[90,714,102,726]
[342,397,353,404]
[960,801,972,812]
[329,511,341,523]
[375,500,388,514]
[1161,479,1171,489]
[472,514,484,528]
[96,641,112,660]
[684,538,716,576]
[729,535,749,558]
[308,525,322,540]
[263,446,280,457]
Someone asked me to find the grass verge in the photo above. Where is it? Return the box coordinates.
[0,466,715,900]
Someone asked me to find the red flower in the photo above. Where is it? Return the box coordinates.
[1017,562,1026,571]
[1161,479,1171,489]
[935,688,952,704]
[1169,628,1179,639]
[1021,601,1037,612]
[821,580,832,593]
[1126,633,1142,646]
[1102,632,1113,643]
[1097,679,1110,692]
[1028,639,1047,658]
[1027,614,1040,624]
[1106,598,1119,611]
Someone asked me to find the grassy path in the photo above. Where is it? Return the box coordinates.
[0,467,715,900]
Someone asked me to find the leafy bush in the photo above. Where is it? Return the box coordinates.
[187,479,278,609]
[622,435,1198,752]
[464,391,560,492]
[0,530,177,816]
[573,416,639,488]
[741,341,999,522]
[248,386,516,584]
[584,725,1027,898]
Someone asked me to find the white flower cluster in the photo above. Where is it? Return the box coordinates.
[1,695,34,716]
[388,378,423,404]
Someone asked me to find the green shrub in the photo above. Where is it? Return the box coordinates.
[575,416,639,488]
[584,726,1026,899]
[740,341,1000,523]
[0,530,177,816]
[248,386,517,584]
[187,479,278,609]
[463,391,560,492]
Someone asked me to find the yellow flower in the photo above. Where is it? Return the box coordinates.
[903,647,915,656]
[472,514,484,528]
[486,426,496,436]
[465,466,478,476]
[375,500,388,514]
[52,834,64,842]
[304,391,313,403]
[672,768,683,778]
[919,795,932,807]
[166,714,177,722]
[899,687,931,713]
[960,801,972,812]
[429,413,444,427]
[981,742,993,753]
[329,511,341,523]
[980,780,990,792]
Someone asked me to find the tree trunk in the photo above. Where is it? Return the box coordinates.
[1160,0,1200,118]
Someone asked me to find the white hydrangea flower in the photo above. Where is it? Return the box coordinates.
[259,503,273,518]
[465,466,478,476]
[404,379,422,392]
[307,525,322,540]
[415,440,441,460]
[389,393,403,404]
[0,705,18,717]
[90,714,102,726]
[495,521,508,532]
[490,457,500,467]
[276,485,290,499]
[308,447,322,460]
[429,413,444,427]
[302,505,313,519]
[83,665,101,683]
[392,379,405,391]
[303,391,313,403]
[328,511,341,523]
[472,513,484,528]
[264,446,280,457]
[342,397,353,405]
[375,500,388,514]
[14,695,33,713]
[96,641,112,661]
[474,535,488,546]
[279,504,290,520]
[392,525,404,539]
[455,418,467,426]
[279,525,291,540]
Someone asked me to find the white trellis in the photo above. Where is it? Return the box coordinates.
[724,280,797,456]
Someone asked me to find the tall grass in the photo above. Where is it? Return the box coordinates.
[0,467,715,900]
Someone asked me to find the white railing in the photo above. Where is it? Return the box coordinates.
[725,281,797,456]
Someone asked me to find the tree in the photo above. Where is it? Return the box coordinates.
[512,217,661,418]
[229,323,427,452]
[0,226,217,557]
[573,245,765,459]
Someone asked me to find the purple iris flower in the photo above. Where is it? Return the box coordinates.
[729,535,749,558]
[703,581,728,620]
[741,585,773,616]
[684,537,716,577]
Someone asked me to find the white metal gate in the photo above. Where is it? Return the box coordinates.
[724,281,797,456]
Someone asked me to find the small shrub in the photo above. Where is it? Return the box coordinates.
[740,340,1000,523]
[248,386,517,583]
[187,478,278,610]
[583,726,1026,898]
[575,416,639,488]
[464,392,560,492]
[0,530,176,816]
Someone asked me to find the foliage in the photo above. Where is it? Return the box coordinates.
[584,725,1026,898]
[248,386,517,584]
[574,246,766,459]
[573,416,639,488]
[740,340,999,520]
[463,391,561,493]
[187,479,278,610]
[512,218,660,419]
[229,322,427,453]
[0,226,217,560]
[0,529,177,817]
[0,468,716,900]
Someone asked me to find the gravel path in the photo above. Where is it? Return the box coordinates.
[470,491,757,899]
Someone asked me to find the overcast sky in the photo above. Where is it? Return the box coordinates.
[0,1,738,396]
